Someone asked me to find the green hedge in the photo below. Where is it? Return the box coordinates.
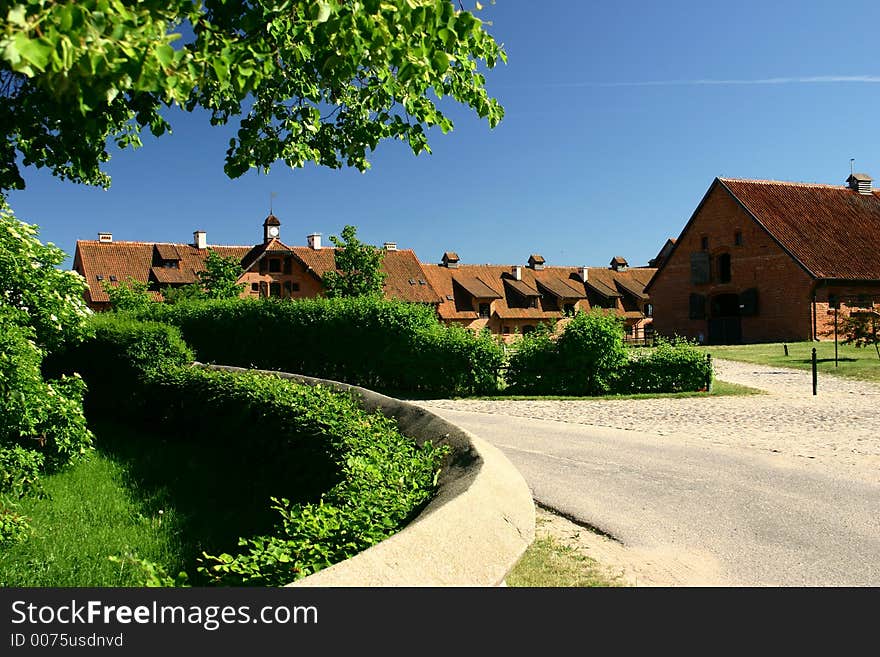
[136,297,504,396]
[506,311,710,396]
[616,338,712,394]
[51,315,447,585]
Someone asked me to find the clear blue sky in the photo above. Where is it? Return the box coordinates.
[8,0,880,270]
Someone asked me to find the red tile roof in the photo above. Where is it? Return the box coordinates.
[74,239,440,305]
[719,178,880,280]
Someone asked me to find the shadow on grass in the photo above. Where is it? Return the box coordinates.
[90,417,340,584]
[795,358,857,364]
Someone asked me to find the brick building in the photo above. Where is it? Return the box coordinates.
[72,214,442,311]
[422,253,656,343]
[646,175,880,344]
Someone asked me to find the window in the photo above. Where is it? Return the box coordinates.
[109,275,118,282]
[739,288,758,316]
[283,257,292,274]
[251,283,259,292]
[502,326,510,335]
[563,303,576,316]
[283,281,292,296]
[96,275,104,281]
[259,282,268,297]
[270,282,281,297]
[701,236,709,251]
[268,258,281,273]
[259,258,267,274]
[645,303,653,317]
[734,231,743,246]
[718,253,731,283]
[690,252,711,285]
[479,303,490,318]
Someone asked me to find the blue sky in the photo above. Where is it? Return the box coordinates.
[8,0,880,270]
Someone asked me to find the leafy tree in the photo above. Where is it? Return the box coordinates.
[838,310,880,360]
[103,277,154,312]
[161,283,206,305]
[0,0,506,192]
[198,249,245,299]
[322,225,386,298]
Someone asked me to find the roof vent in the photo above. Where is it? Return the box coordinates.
[610,256,628,272]
[441,251,460,268]
[98,232,113,243]
[383,242,397,251]
[847,173,873,195]
[528,254,545,270]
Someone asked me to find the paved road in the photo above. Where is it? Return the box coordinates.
[417,360,880,586]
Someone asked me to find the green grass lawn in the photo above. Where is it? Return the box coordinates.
[0,418,335,587]
[699,341,880,384]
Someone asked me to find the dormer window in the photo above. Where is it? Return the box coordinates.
[479,303,491,318]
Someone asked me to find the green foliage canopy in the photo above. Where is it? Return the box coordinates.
[322,224,386,298]
[0,0,506,192]
[197,249,245,299]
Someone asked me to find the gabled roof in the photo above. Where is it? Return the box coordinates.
[453,276,503,299]
[719,178,880,280]
[536,277,586,300]
[504,277,541,298]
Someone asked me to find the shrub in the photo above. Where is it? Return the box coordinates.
[135,297,503,396]
[617,337,712,393]
[506,310,627,395]
[0,509,31,546]
[47,314,195,415]
[0,446,44,498]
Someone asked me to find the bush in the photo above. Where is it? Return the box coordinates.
[506,311,627,395]
[617,337,711,394]
[136,296,503,396]
[47,314,195,415]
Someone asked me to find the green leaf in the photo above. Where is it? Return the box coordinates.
[7,5,27,27]
[13,34,53,73]
[155,44,174,68]
[315,2,331,22]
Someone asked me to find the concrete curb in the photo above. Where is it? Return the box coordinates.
[197,364,536,586]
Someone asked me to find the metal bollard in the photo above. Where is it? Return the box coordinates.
[784,344,788,356]
[812,347,817,396]
[706,353,712,393]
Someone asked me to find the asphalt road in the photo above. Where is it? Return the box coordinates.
[424,406,880,586]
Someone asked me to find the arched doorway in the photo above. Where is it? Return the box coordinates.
[708,293,741,344]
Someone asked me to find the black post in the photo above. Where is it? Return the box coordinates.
[784,344,788,356]
[705,353,712,393]
[834,307,839,367]
[812,347,817,396]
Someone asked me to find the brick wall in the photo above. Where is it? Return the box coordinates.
[649,182,816,343]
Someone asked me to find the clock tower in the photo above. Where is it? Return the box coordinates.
[263,214,281,243]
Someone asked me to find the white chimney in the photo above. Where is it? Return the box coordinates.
[193,230,207,249]
[98,232,113,243]
[512,265,522,281]
[578,266,589,281]
[307,233,322,250]
[383,241,397,251]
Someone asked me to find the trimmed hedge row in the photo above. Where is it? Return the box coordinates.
[506,310,711,395]
[51,315,448,585]
[136,297,504,397]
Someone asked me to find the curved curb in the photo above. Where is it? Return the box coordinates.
[197,364,535,586]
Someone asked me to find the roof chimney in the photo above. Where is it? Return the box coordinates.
[578,266,589,282]
[847,173,873,195]
[193,230,207,249]
[383,241,397,251]
[98,232,113,243]
[307,233,322,250]
[512,265,522,281]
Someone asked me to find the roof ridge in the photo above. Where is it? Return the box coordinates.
[719,177,855,190]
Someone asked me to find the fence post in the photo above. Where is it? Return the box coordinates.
[783,344,788,356]
[812,347,817,396]
[705,353,712,393]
